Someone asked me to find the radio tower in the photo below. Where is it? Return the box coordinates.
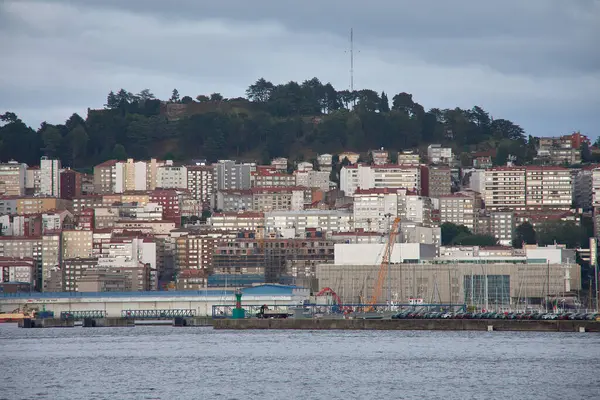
[350,28,354,94]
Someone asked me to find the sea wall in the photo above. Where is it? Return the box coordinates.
[213,318,600,332]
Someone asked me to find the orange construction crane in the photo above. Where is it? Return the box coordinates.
[367,217,401,310]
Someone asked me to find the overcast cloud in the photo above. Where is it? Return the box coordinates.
[0,0,598,138]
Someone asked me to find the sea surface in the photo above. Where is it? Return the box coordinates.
[0,324,599,400]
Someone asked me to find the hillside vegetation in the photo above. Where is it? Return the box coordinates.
[1,77,536,168]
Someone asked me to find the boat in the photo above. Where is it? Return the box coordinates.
[0,312,29,323]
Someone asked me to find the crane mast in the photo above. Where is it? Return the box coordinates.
[368,217,401,309]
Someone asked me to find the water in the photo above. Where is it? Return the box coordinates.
[1,324,599,400]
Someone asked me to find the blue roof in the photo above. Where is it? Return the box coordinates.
[0,284,303,299]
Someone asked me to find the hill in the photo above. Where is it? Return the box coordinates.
[0,77,538,168]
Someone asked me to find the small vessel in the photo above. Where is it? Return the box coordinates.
[0,312,29,323]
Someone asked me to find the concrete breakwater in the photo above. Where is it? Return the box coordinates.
[214,318,600,332]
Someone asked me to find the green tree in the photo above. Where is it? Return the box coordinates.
[210,93,224,102]
[181,96,194,104]
[246,78,274,102]
[452,233,498,246]
[41,125,63,158]
[379,92,390,112]
[537,221,586,249]
[196,95,210,102]
[170,88,180,103]
[112,144,127,160]
[441,222,471,245]
[105,91,119,109]
[512,222,537,248]
[137,89,155,101]
[67,125,89,167]
[581,141,592,163]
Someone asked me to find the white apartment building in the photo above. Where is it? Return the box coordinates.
[353,188,399,232]
[98,238,157,271]
[484,167,527,211]
[427,144,453,164]
[297,161,313,172]
[40,157,61,197]
[118,202,163,220]
[215,160,253,190]
[525,166,572,210]
[340,164,420,196]
[491,211,515,246]
[157,164,188,189]
[114,158,166,193]
[440,193,475,230]
[591,168,600,208]
[271,157,288,171]
[317,154,333,172]
[295,170,330,192]
[466,169,486,196]
[402,193,433,226]
[265,210,352,236]
[0,161,27,196]
[398,222,441,246]
[187,165,215,207]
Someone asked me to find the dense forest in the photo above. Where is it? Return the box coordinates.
[0,77,543,168]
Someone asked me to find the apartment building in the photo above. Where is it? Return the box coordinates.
[270,157,288,171]
[210,212,264,231]
[421,165,451,198]
[397,151,420,166]
[59,169,82,200]
[265,210,352,236]
[484,167,527,211]
[214,160,253,190]
[440,193,476,230]
[72,195,103,214]
[573,168,593,210]
[175,234,216,272]
[16,197,72,215]
[118,202,163,221]
[251,187,305,212]
[536,133,586,165]
[113,220,176,235]
[317,154,333,172]
[295,170,330,192]
[402,193,433,226]
[25,166,41,195]
[41,210,73,232]
[62,230,93,260]
[216,189,253,212]
[427,144,453,164]
[491,210,515,246]
[93,159,118,194]
[340,164,420,196]
[0,257,36,287]
[149,190,181,226]
[253,170,295,188]
[338,152,360,164]
[40,157,61,197]
[398,222,441,246]
[157,164,187,189]
[370,148,389,165]
[525,166,572,210]
[353,188,399,232]
[187,165,215,208]
[0,197,18,215]
[0,161,26,196]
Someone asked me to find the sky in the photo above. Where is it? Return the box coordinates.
[1,0,599,138]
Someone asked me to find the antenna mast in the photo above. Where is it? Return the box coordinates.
[350,28,354,93]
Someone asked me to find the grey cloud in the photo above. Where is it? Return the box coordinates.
[0,0,598,138]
